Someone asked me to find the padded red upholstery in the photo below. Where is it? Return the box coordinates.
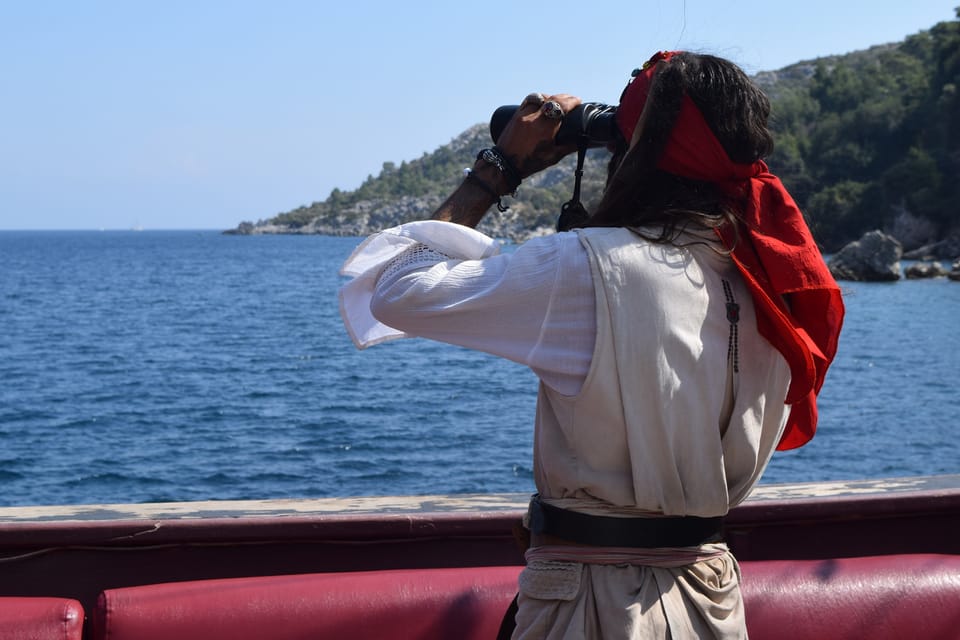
[93,566,521,640]
[92,554,960,640]
[0,597,84,640]
[740,554,960,640]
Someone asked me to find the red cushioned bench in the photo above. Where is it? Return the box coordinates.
[0,597,85,640]
[92,555,960,640]
[93,566,519,640]
[742,554,960,639]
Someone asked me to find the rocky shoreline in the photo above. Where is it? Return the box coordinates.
[828,230,960,281]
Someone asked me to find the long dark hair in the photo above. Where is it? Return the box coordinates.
[584,52,774,243]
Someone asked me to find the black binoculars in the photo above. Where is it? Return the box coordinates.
[489,102,619,148]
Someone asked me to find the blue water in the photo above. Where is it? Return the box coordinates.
[1,230,958,507]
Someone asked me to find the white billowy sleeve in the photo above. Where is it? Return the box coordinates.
[339,221,501,347]
[339,220,595,395]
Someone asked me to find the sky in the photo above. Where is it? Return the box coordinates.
[0,1,956,231]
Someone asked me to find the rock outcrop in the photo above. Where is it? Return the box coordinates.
[904,261,949,279]
[949,259,960,281]
[903,233,960,261]
[828,230,903,281]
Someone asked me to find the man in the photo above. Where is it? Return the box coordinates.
[341,51,843,639]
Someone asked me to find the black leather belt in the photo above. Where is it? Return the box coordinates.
[528,495,724,548]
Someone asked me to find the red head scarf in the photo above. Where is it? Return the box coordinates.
[617,51,845,450]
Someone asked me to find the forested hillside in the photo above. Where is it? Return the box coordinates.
[233,11,959,250]
[763,10,959,250]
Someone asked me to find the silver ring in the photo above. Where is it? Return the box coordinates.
[523,92,546,107]
[542,101,564,120]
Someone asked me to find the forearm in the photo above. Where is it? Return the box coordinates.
[432,93,581,227]
[431,161,511,228]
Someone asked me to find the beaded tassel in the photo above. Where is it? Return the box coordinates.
[722,279,740,374]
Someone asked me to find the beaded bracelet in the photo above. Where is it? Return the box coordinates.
[476,147,522,193]
[463,168,509,213]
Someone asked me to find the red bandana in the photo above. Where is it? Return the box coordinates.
[617,51,845,450]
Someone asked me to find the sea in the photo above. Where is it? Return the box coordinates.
[1,230,958,508]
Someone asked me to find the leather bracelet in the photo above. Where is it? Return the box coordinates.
[463,168,509,212]
[476,147,521,193]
